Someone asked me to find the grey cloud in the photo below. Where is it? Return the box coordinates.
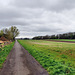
[0,0,75,38]
[12,0,75,11]
[36,27,61,32]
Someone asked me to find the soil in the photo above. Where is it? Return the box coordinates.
[0,40,49,75]
[46,40,75,43]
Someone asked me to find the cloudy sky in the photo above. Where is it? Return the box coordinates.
[0,0,75,38]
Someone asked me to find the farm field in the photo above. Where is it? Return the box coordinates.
[0,42,15,69]
[18,40,75,75]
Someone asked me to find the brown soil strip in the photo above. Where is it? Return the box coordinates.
[0,40,49,75]
[46,40,75,43]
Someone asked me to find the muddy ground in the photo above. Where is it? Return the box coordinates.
[0,40,49,75]
[46,40,75,43]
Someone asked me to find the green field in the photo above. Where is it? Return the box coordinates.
[18,40,75,75]
[0,42,15,68]
[47,39,75,42]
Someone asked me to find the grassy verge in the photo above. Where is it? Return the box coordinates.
[0,41,15,69]
[18,40,75,75]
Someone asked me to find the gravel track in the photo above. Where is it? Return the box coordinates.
[0,40,49,75]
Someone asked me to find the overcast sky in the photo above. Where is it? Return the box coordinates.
[0,0,75,38]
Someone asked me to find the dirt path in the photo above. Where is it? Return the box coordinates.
[0,40,49,75]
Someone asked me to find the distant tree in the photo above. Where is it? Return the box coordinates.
[50,35,56,39]
[0,30,3,37]
[2,28,11,40]
[0,26,19,40]
[32,36,42,40]
[32,32,75,40]
[43,35,49,39]
[24,38,29,40]
[9,26,19,40]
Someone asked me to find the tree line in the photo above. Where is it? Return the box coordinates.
[0,26,19,40]
[32,32,75,40]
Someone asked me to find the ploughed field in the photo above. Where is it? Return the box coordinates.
[18,40,75,75]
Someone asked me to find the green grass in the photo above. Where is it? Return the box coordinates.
[0,42,15,68]
[47,39,75,42]
[18,40,75,75]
